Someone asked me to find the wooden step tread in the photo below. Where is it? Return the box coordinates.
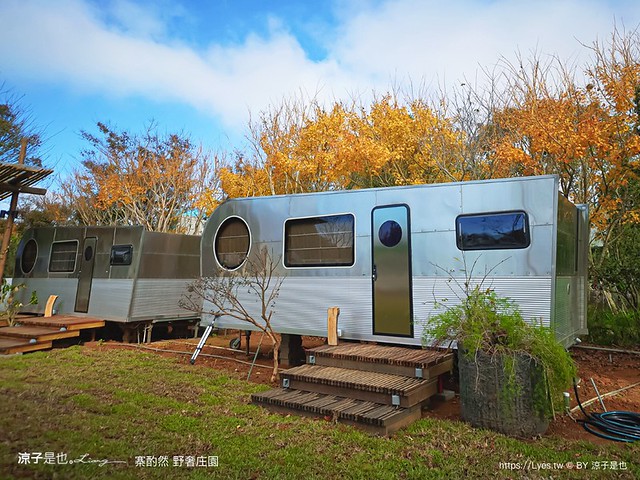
[308,343,453,368]
[252,388,423,434]
[283,364,429,395]
[0,338,31,349]
[0,326,80,341]
[0,337,53,354]
[16,316,105,330]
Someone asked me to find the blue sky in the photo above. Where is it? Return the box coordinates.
[1,0,639,188]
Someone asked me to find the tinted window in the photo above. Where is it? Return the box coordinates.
[215,217,250,270]
[49,241,78,272]
[285,214,354,267]
[110,245,133,266]
[456,211,530,250]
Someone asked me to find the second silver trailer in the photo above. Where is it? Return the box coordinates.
[13,226,201,326]
[200,175,589,347]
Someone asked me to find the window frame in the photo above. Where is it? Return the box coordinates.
[48,240,79,273]
[283,213,356,269]
[455,210,531,251]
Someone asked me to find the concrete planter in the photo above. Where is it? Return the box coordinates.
[458,348,550,437]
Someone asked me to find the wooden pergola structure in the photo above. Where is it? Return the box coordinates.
[0,140,53,282]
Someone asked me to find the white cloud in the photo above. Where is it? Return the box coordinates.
[0,0,350,129]
[0,0,638,135]
[104,0,168,39]
[329,0,636,88]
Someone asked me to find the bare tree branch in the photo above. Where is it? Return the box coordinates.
[180,247,285,382]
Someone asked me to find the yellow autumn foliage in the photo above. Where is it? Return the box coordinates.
[488,28,640,237]
[220,95,466,198]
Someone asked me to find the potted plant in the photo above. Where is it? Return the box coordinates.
[423,283,576,438]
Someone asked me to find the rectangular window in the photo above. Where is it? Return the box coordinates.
[285,214,355,267]
[49,241,78,272]
[456,211,530,251]
[110,245,133,266]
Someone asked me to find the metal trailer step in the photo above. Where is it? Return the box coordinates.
[280,364,438,408]
[306,343,454,379]
[252,388,424,436]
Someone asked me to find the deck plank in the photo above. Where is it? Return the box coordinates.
[252,388,425,435]
[307,343,454,378]
[0,338,53,354]
[0,326,80,341]
[15,315,105,330]
[309,343,453,368]
[284,364,428,395]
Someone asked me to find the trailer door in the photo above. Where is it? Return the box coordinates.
[74,236,97,313]
[372,205,413,337]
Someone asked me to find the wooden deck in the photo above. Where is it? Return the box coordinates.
[252,342,454,435]
[0,315,105,355]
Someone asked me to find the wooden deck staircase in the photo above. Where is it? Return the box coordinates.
[252,343,454,435]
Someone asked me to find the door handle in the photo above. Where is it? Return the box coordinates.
[372,264,377,282]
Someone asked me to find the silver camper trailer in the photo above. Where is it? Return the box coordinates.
[201,175,589,347]
[13,226,201,333]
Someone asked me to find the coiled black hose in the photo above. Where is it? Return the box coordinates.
[573,379,640,442]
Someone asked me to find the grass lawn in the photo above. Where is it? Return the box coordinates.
[0,346,638,479]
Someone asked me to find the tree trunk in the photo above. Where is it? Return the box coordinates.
[270,336,281,383]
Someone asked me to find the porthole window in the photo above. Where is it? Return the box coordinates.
[84,245,94,261]
[378,220,402,248]
[21,239,38,274]
[214,217,250,270]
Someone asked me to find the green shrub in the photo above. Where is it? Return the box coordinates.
[423,286,576,418]
[587,308,640,347]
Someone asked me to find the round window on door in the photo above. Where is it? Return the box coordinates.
[84,245,94,261]
[378,220,402,247]
[21,239,38,274]
[214,217,250,270]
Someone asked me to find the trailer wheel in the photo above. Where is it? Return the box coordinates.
[229,337,241,350]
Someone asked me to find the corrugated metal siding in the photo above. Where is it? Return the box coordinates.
[414,276,553,326]
[129,279,199,321]
[211,276,553,346]
[87,279,134,321]
[415,276,553,345]
[212,277,372,337]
